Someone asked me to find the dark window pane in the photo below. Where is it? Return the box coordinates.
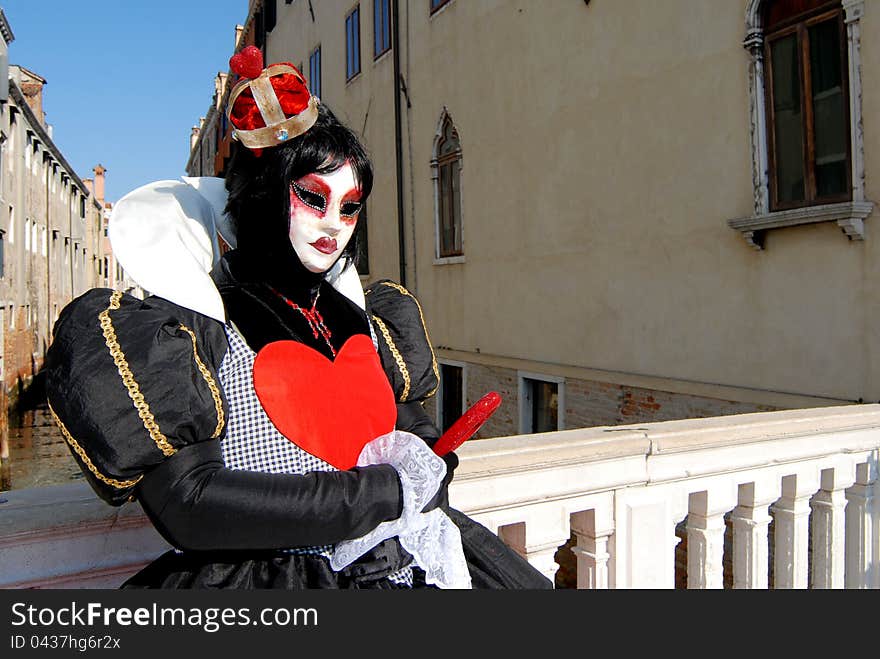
[346,9,361,80]
[254,10,265,49]
[353,9,360,75]
[374,0,390,56]
[531,381,558,433]
[309,47,321,97]
[451,162,461,253]
[439,163,452,255]
[383,0,390,49]
[374,0,381,54]
[765,0,832,31]
[810,18,848,197]
[810,19,842,94]
[440,364,463,434]
[770,34,805,203]
[349,17,354,77]
[265,0,277,32]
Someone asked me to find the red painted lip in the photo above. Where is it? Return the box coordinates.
[311,237,337,254]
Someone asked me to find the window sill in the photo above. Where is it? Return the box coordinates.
[433,255,465,265]
[429,0,455,20]
[727,200,874,250]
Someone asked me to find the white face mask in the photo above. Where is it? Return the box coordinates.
[288,163,363,274]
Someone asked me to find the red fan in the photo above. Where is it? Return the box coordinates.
[433,391,502,457]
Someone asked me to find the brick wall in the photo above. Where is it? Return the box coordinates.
[0,306,39,472]
[4,307,38,391]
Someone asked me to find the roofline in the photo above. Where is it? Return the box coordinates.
[12,63,47,84]
[0,9,14,45]
[184,103,218,173]
[9,79,101,210]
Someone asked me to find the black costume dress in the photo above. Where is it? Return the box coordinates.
[44,248,551,589]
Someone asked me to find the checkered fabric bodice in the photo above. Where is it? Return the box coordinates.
[217,325,412,585]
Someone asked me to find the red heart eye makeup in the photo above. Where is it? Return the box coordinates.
[290,173,361,223]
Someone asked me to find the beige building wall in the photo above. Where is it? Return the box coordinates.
[228,0,880,433]
[0,62,102,399]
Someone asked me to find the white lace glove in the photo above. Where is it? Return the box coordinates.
[329,430,472,589]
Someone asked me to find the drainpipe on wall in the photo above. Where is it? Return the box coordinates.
[68,191,73,301]
[403,1,417,294]
[45,158,49,345]
[391,0,406,287]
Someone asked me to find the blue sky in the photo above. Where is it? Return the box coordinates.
[2,1,247,202]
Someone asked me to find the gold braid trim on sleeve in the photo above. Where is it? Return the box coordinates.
[371,314,411,402]
[378,281,440,399]
[98,290,177,457]
[48,402,143,489]
[178,324,225,439]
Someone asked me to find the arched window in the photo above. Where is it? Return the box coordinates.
[764,0,849,210]
[730,0,871,248]
[432,110,463,259]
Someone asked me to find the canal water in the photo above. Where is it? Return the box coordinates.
[0,401,83,492]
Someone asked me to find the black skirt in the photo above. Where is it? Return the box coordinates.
[121,550,416,590]
[122,508,553,590]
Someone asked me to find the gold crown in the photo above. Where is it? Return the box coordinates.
[226,62,320,151]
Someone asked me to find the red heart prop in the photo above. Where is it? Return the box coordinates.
[252,335,397,470]
[229,45,264,79]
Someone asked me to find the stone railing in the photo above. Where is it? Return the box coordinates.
[0,483,170,589]
[1,405,878,589]
[451,404,880,589]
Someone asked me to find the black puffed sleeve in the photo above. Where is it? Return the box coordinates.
[365,279,439,404]
[44,288,229,505]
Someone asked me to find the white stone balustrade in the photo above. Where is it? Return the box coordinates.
[450,404,880,589]
[772,470,821,589]
[811,464,856,588]
[1,404,879,589]
[686,487,738,589]
[731,480,777,589]
[570,500,614,589]
[845,460,880,588]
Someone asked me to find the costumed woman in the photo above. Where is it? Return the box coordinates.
[44,47,551,590]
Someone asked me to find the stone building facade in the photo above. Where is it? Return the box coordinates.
[189,0,877,440]
[0,10,104,461]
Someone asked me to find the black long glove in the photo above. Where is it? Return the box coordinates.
[136,440,403,552]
